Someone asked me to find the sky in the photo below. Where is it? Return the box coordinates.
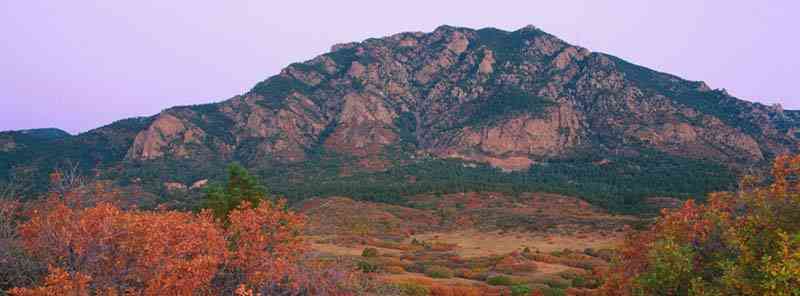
[1,1,798,134]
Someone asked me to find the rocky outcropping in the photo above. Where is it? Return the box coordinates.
[127,114,206,160]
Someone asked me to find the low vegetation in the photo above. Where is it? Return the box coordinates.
[601,155,800,295]
[0,166,397,295]
[3,153,799,295]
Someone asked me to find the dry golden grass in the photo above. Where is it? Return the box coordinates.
[300,192,635,294]
[411,229,623,258]
[530,261,574,275]
[309,238,406,257]
[382,272,486,287]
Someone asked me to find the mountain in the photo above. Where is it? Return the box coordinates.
[3,25,799,211]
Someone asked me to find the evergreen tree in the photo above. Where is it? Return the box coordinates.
[202,164,268,221]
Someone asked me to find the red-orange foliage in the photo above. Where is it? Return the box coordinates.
[0,199,21,239]
[13,199,226,295]
[225,200,307,288]
[601,154,800,295]
[9,267,91,296]
[10,193,310,295]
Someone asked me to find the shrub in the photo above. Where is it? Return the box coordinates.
[456,267,486,280]
[494,255,537,274]
[544,278,571,289]
[362,247,379,258]
[398,282,430,296]
[540,287,566,296]
[425,265,454,279]
[601,154,800,295]
[569,274,599,289]
[510,284,532,296]
[487,275,514,286]
[357,260,380,273]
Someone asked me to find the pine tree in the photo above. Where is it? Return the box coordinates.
[201,164,269,222]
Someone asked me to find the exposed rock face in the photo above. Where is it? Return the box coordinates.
[627,120,763,162]
[90,25,800,173]
[190,179,208,190]
[478,50,495,74]
[127,114,206,160]
[163,182,188,192]
[324,92,398,157]
[430,103,582,170]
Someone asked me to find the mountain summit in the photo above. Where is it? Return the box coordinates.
[3,25,798,210]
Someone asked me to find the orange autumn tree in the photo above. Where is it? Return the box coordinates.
[9,267,92,296]
[10,166,312,295]
[11,199,227,295]
[601,154,800,296]
[226,200,307,284]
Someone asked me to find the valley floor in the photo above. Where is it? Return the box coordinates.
[300,192,642,294]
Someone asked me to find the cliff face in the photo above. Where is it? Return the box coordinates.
[124,25,796,171]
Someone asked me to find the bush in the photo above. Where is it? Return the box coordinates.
[569,274,599,289]
[487,275,514,286]
[510,284,532,296]
[544,278,571,289]
[362,247,379,258]
[398,282,430,296]
[357,260,379,273]
[424,265,454,279]
[601,155,800,294]
[540,287,566,296]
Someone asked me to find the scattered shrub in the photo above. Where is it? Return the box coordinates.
[362,247,379,258]
[357,260,380,273]
[544,277,571,289]
[510,284,532,296]
[540,287,566,296]
[494,255,537,274]
[561,272,599,289]
[397,282,430,296]
[487,275,514,286]
[456,267,486,280]
[424,265,454,279]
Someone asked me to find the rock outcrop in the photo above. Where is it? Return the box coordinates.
[127,114,206,160]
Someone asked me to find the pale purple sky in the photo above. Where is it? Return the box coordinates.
[1,1,798,134]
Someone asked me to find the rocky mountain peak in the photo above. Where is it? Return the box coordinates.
[120,25,797,173]
[4,25,799,208]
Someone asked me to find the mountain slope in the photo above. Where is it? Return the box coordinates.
[3,25,798,211]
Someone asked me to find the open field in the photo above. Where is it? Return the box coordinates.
[411,230,623,257]
[300,192,640,295]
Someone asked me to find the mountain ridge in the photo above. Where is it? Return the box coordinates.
[2,25,798,211]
